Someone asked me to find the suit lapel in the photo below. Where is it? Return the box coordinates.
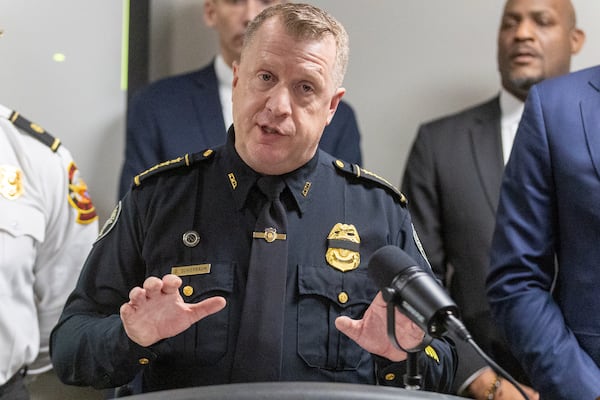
[469,98,504,214]
[582,75,600,180]
[190,62,228,148]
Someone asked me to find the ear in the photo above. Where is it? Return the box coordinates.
[325,87,346,125]
[203,0,217,28]
[570,28,586,55]
[232,60,240,89]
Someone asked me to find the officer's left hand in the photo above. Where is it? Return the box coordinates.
[335,292,425,362]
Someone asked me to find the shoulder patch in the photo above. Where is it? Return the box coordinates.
[333,159,408,207]
[8,111,61,151]
[96,201,121,242]
[133,149,216,188]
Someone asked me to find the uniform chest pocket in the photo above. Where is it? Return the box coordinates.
[167,261,234,366]
[297,263,377,371]
[0,202,44,294]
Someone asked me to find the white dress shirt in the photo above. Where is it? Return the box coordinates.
[215,54,234,131]
[499,89,525,165]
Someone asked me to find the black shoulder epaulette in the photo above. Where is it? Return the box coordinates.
[333,159,408,207]
[9,111,61,152]
[133,149,216,188]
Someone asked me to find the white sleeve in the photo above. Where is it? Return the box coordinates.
[30,144,99,373]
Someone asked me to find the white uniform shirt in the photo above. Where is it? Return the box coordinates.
[0,104,98,384]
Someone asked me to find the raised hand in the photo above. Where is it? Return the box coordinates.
[120,274,226,346]
[335,292,425,362]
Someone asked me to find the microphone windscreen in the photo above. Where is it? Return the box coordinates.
[368,245,419,289]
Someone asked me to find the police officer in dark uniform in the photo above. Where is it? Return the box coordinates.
[50,3,456,394]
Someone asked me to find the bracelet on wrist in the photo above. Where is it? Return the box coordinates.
[484,375,501,400]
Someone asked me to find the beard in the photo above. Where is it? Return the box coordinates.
[507,74,544,93]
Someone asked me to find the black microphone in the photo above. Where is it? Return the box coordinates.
[368,245,470,340]
[369,246,531,400]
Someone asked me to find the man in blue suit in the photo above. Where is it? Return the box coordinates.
[118,0,362,198]
[401,0,584,397]
[487,65,600,400]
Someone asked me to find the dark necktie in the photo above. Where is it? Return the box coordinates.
[231,176,288,382]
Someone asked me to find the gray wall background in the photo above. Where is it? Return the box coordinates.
[1,1,598,223]
[0,0,126,223]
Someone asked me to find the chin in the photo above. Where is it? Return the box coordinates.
[509,74,543,91]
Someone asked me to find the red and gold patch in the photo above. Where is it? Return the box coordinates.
[67,162,98,224]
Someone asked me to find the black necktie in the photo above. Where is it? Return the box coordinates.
[231,176,288,382]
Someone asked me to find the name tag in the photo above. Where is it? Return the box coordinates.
[171,264,211,276]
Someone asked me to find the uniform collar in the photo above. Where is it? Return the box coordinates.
[222,127,319,216]
[280,150,319,216]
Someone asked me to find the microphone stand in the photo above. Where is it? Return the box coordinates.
[385,300,430,390]
[404,353,421,390]
[384,294,531,399]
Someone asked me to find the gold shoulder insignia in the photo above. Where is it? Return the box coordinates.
[133,149,215,188]
[332,159,407,207]
[424,345,440,364]
[9,111,61,152]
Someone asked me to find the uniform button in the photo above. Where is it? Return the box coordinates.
[335,160,345,168]
[338,291,349,304]
[182,230,200,247]
[385,373,395,381]
[138,358,150,365]
[182,285,194,297]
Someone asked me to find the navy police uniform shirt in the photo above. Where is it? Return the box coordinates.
[50,129,456,393]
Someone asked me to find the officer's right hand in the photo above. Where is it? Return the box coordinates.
[120,274,226,347]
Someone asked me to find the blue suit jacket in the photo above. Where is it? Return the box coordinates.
[487,65,600,400]
[119,62,362,198]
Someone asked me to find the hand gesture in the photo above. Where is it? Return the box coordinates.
[120,274,226,346]
[335,292,425,361]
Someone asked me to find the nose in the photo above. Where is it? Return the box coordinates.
[265,86,292,117]
[514,19,535,41]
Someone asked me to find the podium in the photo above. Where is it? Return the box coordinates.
[122,382,462,399]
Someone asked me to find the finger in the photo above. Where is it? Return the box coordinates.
[120,302,135,320]
[334,316,360,341]
[523,386,539,400]
[161,274,183,294]
[371,292,387,308]
[189,296,227,322]
[128,286,147,306]
[142,276,163,297]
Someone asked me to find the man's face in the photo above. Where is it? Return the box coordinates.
[204,0,281,67]
[497,0,584,100]
[232,18,345,176]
